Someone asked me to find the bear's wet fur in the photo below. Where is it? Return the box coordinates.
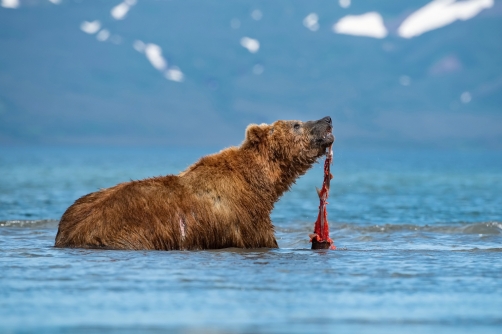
[55,117,334,250]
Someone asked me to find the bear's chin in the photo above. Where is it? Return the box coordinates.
[311,133,334,157]
[305,146,330,161]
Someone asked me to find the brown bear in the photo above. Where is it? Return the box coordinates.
[54,116,334,250]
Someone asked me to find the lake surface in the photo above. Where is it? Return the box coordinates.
[1,147,501,333]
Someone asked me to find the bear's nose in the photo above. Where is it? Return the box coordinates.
[321,116,332,125]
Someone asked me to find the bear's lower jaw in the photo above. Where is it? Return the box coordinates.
[305,147,329,161]
[321,133,335,148]
[312,128,334,146]
[325,132,335,143]
[311,134,334,157]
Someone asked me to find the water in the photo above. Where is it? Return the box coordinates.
[1,147,502,333]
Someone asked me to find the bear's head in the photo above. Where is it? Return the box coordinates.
[243,116,335,166]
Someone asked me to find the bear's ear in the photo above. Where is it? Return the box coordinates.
[245,123,269,145]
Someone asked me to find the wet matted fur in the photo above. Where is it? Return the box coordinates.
[55,117,334,250]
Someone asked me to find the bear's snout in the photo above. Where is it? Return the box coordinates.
[321,116,332,125]
[307,116,335,149]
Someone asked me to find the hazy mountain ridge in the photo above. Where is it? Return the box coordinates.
[0,0,501,148]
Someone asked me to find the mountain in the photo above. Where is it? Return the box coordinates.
[1,0,501,148]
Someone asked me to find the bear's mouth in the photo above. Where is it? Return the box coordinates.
[322,129,335,145]
[315,126,335,149]
[320,131,335,155]
[305,116,335,156]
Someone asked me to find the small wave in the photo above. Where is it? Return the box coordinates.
[278,221,502,235]
[2,220,501,236]
[456,247,502,252]
[336,222,502,235]
[0,219,59,228]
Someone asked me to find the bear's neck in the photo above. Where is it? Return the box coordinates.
[240,147,315,202]
[180,146,316,210]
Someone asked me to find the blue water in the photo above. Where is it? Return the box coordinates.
[1,147,502,333]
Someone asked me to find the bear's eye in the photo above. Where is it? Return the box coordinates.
[294,123,300,130]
